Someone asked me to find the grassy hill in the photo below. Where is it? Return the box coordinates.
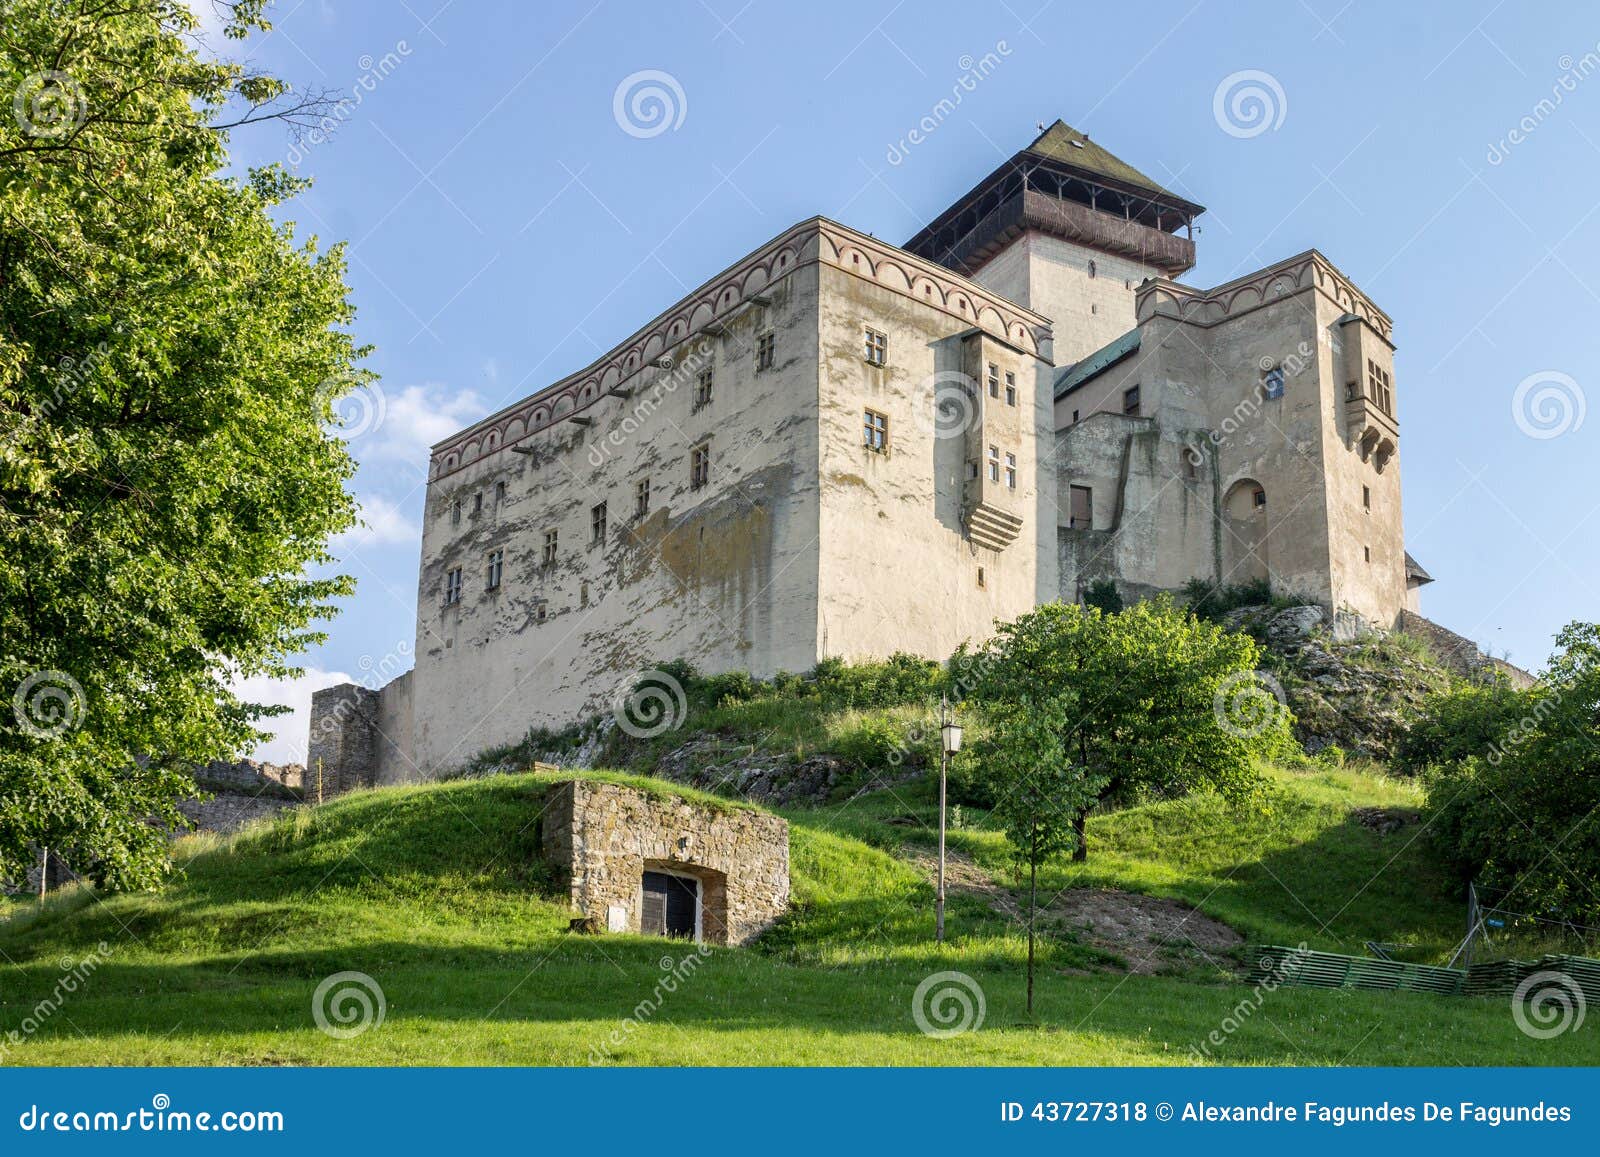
[2,766,1594,1066]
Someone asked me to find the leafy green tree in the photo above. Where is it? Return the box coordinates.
[968,597,1283,863]
[1393,680,1528,776]
[1423,622,1600,923]
[1,2,365,888]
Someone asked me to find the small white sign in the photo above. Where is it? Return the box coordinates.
[607,904,628,932]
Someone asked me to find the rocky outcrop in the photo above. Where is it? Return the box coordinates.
[1223,604,1454,759]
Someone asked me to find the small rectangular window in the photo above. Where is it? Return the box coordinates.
[863,408,889,452]
[444,567,463,606]
[472,492,483,514]
[536,604,548,624]
[486,549,503,591]
[1071,409,1080,424]
[1364,545,1372,563]
[694,367,713,411]
[1362,485,1371,510]
[976,566,986,589]
[1004,452,1017,490]
[987,363,1000,398]
[591,501,607,544]
[691,444,710,489]
[542,529,558,568]
[636,477,650,517]
[756,332,775,371]
[1253,487,1267,508]
[864,329,887,366]
[1123,385,1141,416]
[987,445,1000,482]
[1005,371,1017,406]
[451,500,461,526]
[1069,484,1093,529]
[495,480,506,504]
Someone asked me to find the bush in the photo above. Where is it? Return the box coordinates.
[832,716,929,772]
[809,652,945,709]
[1182,576,1274,621]
[1393,681,1528,775]
[1421,622,1600,924]
[1083,579,1124,614]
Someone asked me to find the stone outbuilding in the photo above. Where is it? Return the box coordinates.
[540,779,789,947]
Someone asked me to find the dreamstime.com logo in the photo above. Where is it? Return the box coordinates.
[1511,371,1585,440]
[315,375,387,440]
[12,71,86,139]
[1512,970,1587,1039]
[311,971,386,1039]
[1212,70,1287,139]
[911,370,981,441]
[613,669,689,739]
[613,70,687,138]
[912,971,986,1039]
[1212,670,1287,739]
[11,670,86,740]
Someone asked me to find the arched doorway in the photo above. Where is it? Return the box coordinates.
[1222,478,1269,584]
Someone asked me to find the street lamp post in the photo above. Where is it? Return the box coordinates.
[936,697,963,944]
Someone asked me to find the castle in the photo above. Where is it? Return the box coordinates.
[309,122,1433,788]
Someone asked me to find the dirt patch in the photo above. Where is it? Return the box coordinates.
[905,848,1022,921]
[1047,888,1243,974]
[1352,806,1419,835]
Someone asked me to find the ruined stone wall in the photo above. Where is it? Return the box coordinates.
[540,779,788,946]
[306,683,379,799]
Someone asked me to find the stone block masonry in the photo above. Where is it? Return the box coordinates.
[540,779,789,946]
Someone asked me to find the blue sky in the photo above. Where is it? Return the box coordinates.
[206,0,1600,760]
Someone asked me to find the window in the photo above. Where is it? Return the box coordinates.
[580,580,589,607]
[864,328,887,366]
[756,332,775,371]
[690,444,710,489]
[1362,485,1371,510]
[495,480,506,504]
[987,445,1000,482]
[1004,452,1017,490]
[472,491,483,515]
[536,604,548,624]
[976,566,986,589]
[542,529,558,568]
[1364,545,1372,563]
[444,567,462,606]
[987,362,1000,398]
[451,500,461,526]
[1005,371,1017,407]
[863,408,889,452]
[1264,367,1285,399]
[1088,260,1097,279]
[694,367,713,411]
[635,477,650,518]
[591,501,607,545]
[1123,385,1141,416]
[1346,381,1360,402]
[1071,408,1080,424]
[486,549,503,591]
[1069,485,1093,529]
[1366,359,1393,416]
[1252,487,1267,509]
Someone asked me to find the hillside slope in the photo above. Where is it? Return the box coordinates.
[1,768,1592,1066]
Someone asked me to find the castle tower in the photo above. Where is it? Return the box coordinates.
[903,121,1203,364]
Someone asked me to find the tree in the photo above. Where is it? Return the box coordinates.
[1423,622,1600,924]
[1,2,366,888]
[968,597,1284,860]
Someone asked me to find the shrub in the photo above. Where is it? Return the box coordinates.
[1393,681,1528,775]
[1181,576,1274,621]
[1083,578,1124,614]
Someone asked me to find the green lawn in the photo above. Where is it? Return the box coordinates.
[0,768,1592,1066]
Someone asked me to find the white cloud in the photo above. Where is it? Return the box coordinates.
[230,668,353,765]
[334,492,420,550]
[359,383,488,466]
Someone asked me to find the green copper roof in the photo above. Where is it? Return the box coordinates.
[1025,120,1188,206]
[1055,328,1141,400]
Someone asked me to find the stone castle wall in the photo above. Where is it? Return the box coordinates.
[540,779,788,946]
